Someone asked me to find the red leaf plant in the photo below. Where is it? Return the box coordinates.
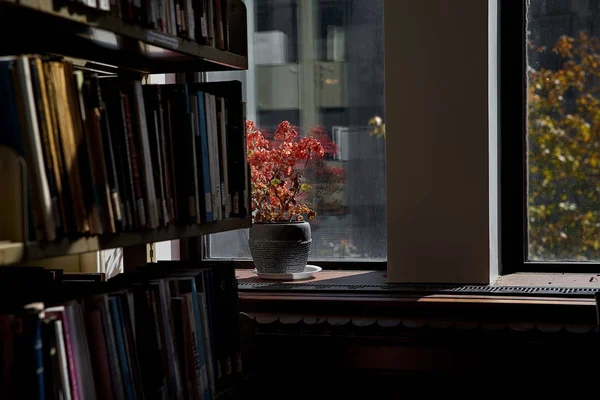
[247,120,324,223]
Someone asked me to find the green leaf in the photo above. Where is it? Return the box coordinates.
[271,179,281,186]
[300,183,312,191]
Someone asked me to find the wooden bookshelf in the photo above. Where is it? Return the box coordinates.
[0,2,248,73]
[0,217,251,265]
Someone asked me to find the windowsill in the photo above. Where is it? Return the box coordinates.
[493,272,600,288]
[236,269,598,328]
[237,269,600,289]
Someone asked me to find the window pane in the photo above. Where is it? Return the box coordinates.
[206,0,386,263]
[527,0,600,261]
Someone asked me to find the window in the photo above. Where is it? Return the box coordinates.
[205,0,386,267]
[502,0,600,271]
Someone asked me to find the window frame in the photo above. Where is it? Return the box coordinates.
[202,0,388,270]
[500,0,600,273]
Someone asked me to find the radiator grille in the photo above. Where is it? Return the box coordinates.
[237,282,600,297]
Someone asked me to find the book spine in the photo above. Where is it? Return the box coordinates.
[132,81,159,229]
[157,90,175,225]
[193,0,207,43]
[202,269,222,393]
[29,58,62,235]
[206,0,214,46]
[198,93,213,221]
[221,0,228,50]
[183,294,206,400]
[206,95,221,220]
[42,62,77,232]
[71,71,103,235]
[185,0,195,40]
[14,56,56,241]
[188,95,202,224]
[120,93,143,229]
[94,78,124,232]
[153,110,169,226]
[53,320,73,400]
[84,310,115,400]
[55,308,84,400]
[109,298,135,400]
[217,97,229,218]
[213,0,224,49]
[163,98,178,223]
[99,297,127,400]
[152,282,183,399]
[82,81,115,234]
[100,82,132,231]
[122,92,148,228]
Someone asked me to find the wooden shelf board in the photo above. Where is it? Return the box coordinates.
[0,217,251,265]
[0,242,25,265]
[0,3,248,72]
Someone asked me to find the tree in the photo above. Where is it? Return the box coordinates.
[528,32,600,260]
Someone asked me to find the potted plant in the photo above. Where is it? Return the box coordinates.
[246,120,324,274]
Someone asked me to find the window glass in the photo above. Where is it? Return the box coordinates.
[206,0,386,263]
[527,0,600,260]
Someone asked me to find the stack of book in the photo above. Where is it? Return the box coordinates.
[13,0,233,51]
[0,55,249,242]
[0,262,242,399]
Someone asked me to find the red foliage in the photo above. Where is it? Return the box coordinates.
[247,120,324,222]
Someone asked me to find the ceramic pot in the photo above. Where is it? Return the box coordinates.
[249,221,312,274]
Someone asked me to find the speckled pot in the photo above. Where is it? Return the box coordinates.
[249,221,312,274]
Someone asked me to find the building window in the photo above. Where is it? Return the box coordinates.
[502,0,600,271]
[205,0,386,266]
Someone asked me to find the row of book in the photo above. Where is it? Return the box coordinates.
[0,262,242,400]
[0,55,249,242]
[12,0,234,51]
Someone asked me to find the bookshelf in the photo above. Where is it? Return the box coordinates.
[0,0,251,268]
[0,1,248,398]
[0,217,251,266]
[0,2,248,73]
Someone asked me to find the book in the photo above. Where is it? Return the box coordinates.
[159,90,176,224]
[150,280,183,399]
[100,81,133,230]
[156,86,176,224]
[188,94,202,224]
[13,56,56,241]
[42,61,78,233]
[205,94,222,220]
[216,97,229,217]
[45,305,84,400]
[122,92,146,229]
[80,74,115,234]
[197,92,214,221]
[93,76,124,232]
[170,277,210,399]
[0,264,242,399]
[162,84,193,224]
[84,295,126,400]
[29,57,61,234]
[170,297,190,398]
[213,0,224,49]
[52,319,73,400]
[143,85,169,227]
[131,287,167,399]
[108,296,135,400]
[2,67,247,244]
[131,81,159,229]
[46,61,90,234]
[83,308,115,399]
